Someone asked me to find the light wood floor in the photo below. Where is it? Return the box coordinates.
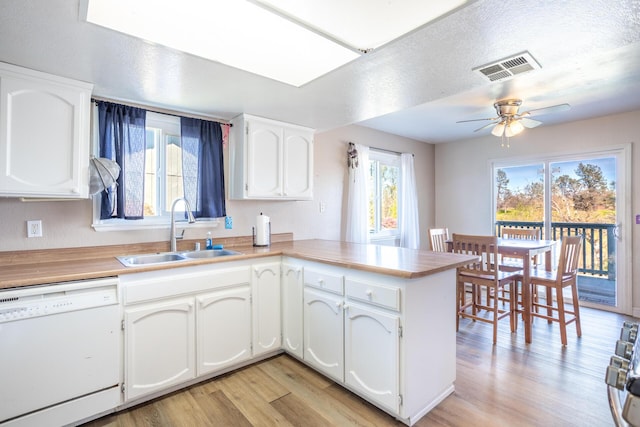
[83,307,633,427]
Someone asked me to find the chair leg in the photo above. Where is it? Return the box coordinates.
[472,284,479,317]
[509,281,517,333]
[556,287,568,346]
[492,284,499,345]
[571,281,582,338]
[545,286,553,324]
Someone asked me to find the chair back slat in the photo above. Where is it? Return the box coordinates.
[429,228,449,252]
[558,235,583,278]
[451,234,499,277]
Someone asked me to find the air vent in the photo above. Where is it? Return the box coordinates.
[473,51,541,82]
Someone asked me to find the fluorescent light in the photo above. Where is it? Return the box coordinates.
[255,0,469,51]
[84,0,360,86]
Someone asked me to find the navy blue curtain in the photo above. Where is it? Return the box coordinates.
[97,101,146,219]
[180,117,226,218]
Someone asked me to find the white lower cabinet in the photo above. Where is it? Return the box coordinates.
[281,262,303,358]
[121,262,254,402]
[303,287,344,382]
[302,264,402,413]
[344,302,400,414]
[124,297,196,401]
[251,262,282,356]
[197,286,252,376]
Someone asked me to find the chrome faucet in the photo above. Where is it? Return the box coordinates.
[170,197,196,252]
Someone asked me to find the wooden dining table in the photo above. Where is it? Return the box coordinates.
[448,238,557,343]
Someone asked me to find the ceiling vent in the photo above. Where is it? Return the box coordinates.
[473,51,541,82]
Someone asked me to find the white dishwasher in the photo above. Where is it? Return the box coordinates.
[0,277,121,427]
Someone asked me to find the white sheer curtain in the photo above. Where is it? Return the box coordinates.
[345,144,370,244]
[400,153,420,249]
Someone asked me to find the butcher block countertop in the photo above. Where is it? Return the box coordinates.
[0,239,478,290]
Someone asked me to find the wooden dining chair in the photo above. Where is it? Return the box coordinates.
[499,227,541,271]
[428,228,449,252]
[451,234,521,344]
[528,235,583,346]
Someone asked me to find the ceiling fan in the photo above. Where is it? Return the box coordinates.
[457,99,571,139]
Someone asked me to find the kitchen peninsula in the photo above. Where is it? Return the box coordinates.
[0,239,477,426]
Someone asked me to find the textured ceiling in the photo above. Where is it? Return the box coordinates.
[0,0,639,143]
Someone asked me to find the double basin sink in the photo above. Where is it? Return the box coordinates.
[117,248,242,267]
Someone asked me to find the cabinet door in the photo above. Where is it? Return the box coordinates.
[197,286,252,376]
[344,303,400,413]
[246,120,282,198]
[281,262,303,358]
[124,297,195,401]
[282,128,313,199]
[303,287,344,382]
[252,262,282,356]
[0,67,91,197]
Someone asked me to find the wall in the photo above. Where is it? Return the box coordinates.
[0,124,434,251]
[434,109,640,314]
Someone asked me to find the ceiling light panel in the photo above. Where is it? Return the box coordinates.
[84,0,360,86]
[255,0,469,51]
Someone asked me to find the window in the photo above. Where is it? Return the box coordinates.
[492,150,626,310]
[92,108,222,231]
[368,149,400,241]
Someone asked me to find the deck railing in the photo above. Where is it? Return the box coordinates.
[495,220,616,280]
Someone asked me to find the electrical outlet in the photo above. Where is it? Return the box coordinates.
[225,216,233,229]
[27,220,42,238]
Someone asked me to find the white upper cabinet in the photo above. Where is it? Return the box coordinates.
[229,114,313,200]
[0,62,93,198]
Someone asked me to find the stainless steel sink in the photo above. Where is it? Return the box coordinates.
[117,249,242,267]
[181,249,242,259]
[117,252,188,267]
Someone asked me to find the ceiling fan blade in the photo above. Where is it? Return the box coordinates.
[520,103,571,117]
[473,122,498,132]
[456,117,499,124]
[520,117,542,128]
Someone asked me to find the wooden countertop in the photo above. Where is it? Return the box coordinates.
[0,239,478,290]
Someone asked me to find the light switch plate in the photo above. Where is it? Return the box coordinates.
[225,216,233,229]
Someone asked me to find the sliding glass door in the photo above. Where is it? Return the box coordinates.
[493,148,629,314]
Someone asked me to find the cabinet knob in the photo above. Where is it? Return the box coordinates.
[318,279,324,287]
[365,289,373,298]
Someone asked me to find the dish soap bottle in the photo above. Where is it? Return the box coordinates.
[205,231,213,250]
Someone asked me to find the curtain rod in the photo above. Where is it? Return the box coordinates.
[369,146,414,157]
[91,95,232,126]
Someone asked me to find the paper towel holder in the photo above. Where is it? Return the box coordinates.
[252,213,271,247]
[252,223,271,247]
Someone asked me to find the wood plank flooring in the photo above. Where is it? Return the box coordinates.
[82,307,633,427]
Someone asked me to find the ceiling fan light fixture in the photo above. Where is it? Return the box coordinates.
[504,119,524,137]
[491,121,506,137]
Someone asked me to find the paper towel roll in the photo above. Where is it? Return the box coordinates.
[255,213,270,246]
